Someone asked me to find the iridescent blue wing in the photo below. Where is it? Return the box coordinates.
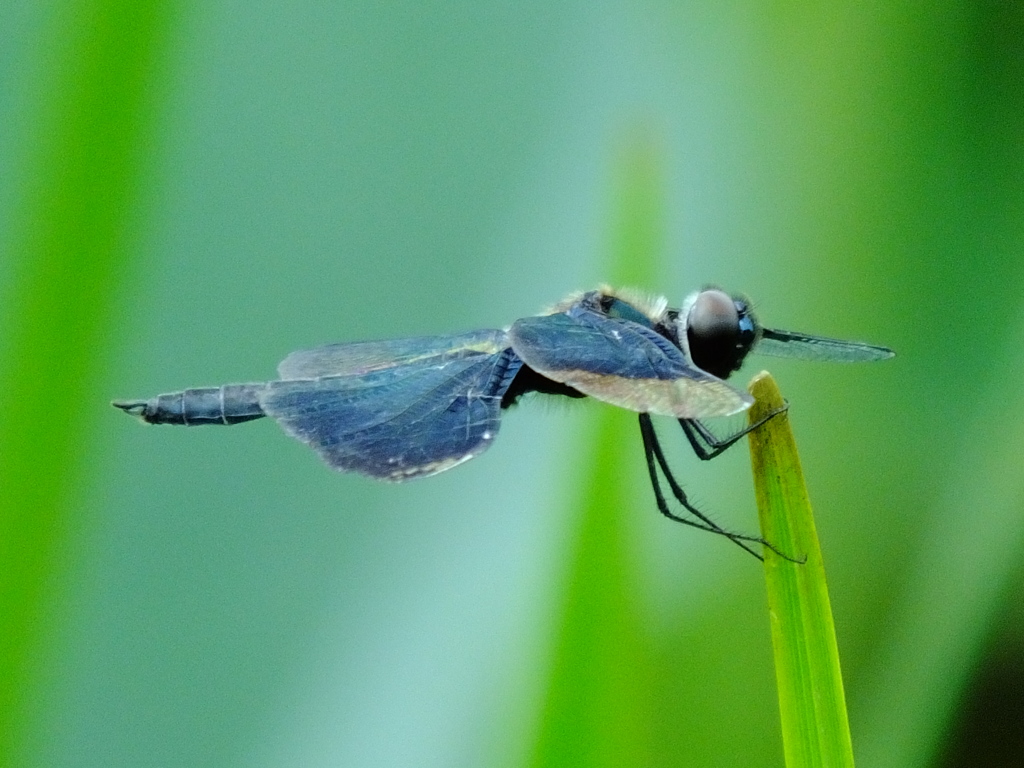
[262,330,520,480]
[277,330,510,379]
[508,308,751,418]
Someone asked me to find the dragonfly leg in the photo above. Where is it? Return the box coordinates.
[640,414,763,560]
[679,401,789,461]
[639,414,800,562]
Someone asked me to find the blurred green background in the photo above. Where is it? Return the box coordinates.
[2,2,1023,766]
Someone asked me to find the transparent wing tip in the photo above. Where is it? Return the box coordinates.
[757,328,895,363]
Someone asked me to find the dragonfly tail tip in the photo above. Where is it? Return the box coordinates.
[111,399,148,418]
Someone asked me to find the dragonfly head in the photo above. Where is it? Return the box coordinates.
[682,289,759,380]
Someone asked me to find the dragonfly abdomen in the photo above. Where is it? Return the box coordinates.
[113,383,268,426]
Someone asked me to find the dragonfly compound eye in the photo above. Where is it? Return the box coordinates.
[686,289,754,379]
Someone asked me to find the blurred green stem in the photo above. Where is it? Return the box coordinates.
[0,2,179,764]
[527,130,665,768]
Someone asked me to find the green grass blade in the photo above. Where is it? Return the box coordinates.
[746,372,855,768]
[526,132,664,768]
[0,2,179,764]
[526,408,656,768]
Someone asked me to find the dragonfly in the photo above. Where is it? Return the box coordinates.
[114,286,894,558]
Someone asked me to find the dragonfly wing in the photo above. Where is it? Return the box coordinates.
[508,309,751,418]
[756,328,896,362]
[263,340,522,480]
[277,329,510,379]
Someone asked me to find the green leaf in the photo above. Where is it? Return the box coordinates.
[526,131,665,768]
[746,372,855,768]
[0,2,180,764]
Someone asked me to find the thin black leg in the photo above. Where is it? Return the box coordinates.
[680,401,789,462]
[639,414,800,562]
[640,414,768,560]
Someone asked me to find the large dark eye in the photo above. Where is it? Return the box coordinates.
[686,290,757,379]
